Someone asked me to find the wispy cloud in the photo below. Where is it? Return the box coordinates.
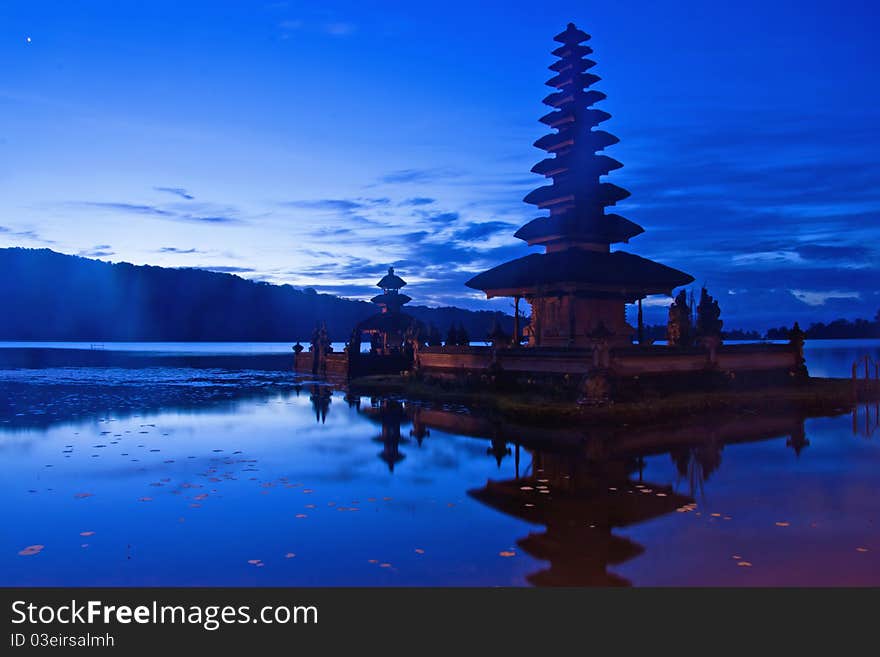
[74,202,241,224]
[157,247,202,254]
[0,225,55,244]
[81,202,173,217]
[277,18,356,37]
[78,244,114,258]
[378,168,464,184]
[188,265,256,274]
[791,289,861,306]
[154,186,195,200]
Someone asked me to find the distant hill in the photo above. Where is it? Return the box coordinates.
[0,248,511,342]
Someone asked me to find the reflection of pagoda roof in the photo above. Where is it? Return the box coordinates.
[359,401,407,425]
[520,530,642,566]
[378,451,405,468]
[520,531,639,587]
[377,267,407,290]
[356,312,416,332]
[465,249,694,299]
[469,476,690,587]
[468,479,690,529]
[371,292,412,307]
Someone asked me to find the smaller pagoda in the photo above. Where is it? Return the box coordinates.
[351,267,420,356]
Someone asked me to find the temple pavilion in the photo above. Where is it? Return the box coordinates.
[352,267,417,355]
[466,23,694,348]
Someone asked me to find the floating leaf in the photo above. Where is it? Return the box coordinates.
[285,553,296,559]
[18,545,44,556]
[79,531,95,537]
[499,551,516,558]
[74,492,94,499]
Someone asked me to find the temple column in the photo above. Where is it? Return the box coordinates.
[637,298,644,344]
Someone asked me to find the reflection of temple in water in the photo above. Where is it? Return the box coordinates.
[408,405,811,586]
[469,447,692,586]
[852,402,879,439]
[317,386,826,585]
[358,399,411,472]
[309,385,332,424]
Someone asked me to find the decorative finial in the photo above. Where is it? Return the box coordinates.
[388,266,394,275]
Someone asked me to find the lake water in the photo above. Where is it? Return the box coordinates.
[1,340,878,586]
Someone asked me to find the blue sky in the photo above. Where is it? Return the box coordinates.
[1,0,878,329]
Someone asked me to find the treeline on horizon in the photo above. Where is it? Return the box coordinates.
[3,248,878,343]
[0,248,511,342]
[643,311,880,341]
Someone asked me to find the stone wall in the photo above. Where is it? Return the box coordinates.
[294,350,349,376]
[418,342,800,381]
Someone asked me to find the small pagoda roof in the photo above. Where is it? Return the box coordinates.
[523,181,630,208]
[356,311,417,333]
[549,56,596,73]
[539,108,610,129]
[465,249,694,299]
[514,213,644,246]
[543,88,605,109]
[551,43,593,59]
[531,152,622,177]
[533,128,619,154]
[554,23,590,44]
[371,291,412,307]
[545,71,601,91]
[376,266,407,290]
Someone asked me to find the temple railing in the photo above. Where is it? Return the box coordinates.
[418,342,799,378]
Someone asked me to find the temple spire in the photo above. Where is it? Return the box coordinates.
[516,22,643,252]
[465,23,694,348]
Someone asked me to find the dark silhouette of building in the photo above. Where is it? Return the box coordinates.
[466,23,693,347]
[357,267,416,354]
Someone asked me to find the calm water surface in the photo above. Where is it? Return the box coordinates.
[1,340,878,586]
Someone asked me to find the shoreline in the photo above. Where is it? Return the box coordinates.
[347,375,880,426]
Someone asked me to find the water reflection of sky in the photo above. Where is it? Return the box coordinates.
[1,343,879,586]
[2,390,540,586]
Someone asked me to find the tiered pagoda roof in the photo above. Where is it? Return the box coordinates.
[466,23,693,299]
[370,267,412,312]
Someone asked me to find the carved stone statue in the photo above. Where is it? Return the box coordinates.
[788,321,808,378]
[696,287,723,342]
[666,290,693,347]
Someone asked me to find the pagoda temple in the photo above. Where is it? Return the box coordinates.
[353,267,417,355]
[466,23,694,348]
